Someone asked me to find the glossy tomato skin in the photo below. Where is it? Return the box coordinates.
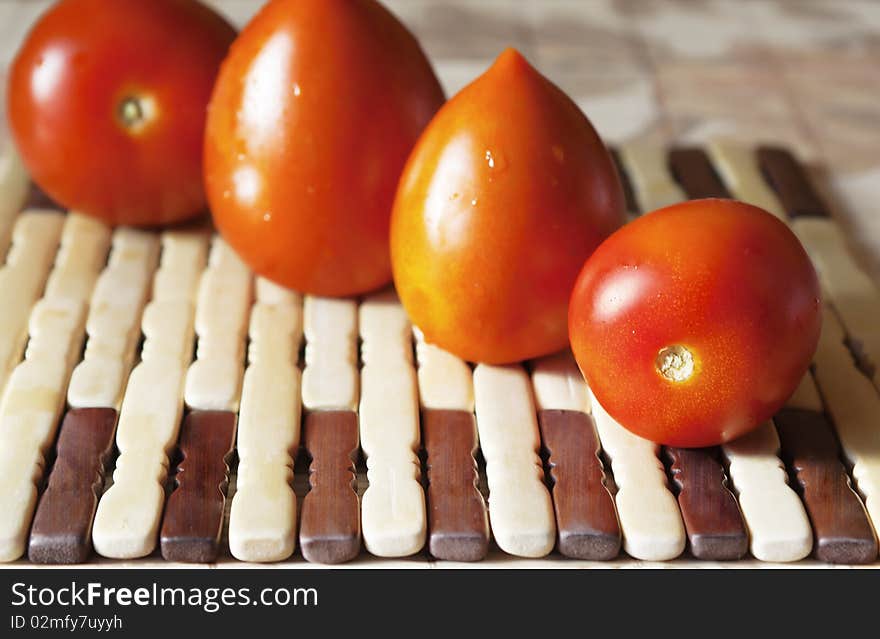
[569,199,822,448]
[391,49,625,364]
[8,0,235,226]
[205,0,444,297]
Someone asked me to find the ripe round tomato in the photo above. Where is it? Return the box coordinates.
[205,0,444,297]
[569,199,822,447]
[7,0,235,226]
[391,48,625,364]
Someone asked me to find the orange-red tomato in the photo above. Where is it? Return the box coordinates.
[205,0,444,297]
[8,0,235,226]
[391,48,625,364]
[569,199,822,447]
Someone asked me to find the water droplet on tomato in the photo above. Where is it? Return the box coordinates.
[484,149,507,171]
[263,211,272,222]
[293,83,302,97]
[471,198,478,207]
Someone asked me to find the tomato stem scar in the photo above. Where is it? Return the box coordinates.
[656,345,694,382]
[117,95,153,132]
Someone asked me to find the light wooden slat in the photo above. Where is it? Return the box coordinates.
[749,144,880,380]
[794,219,880,379]
[0,213,110,562]
[590,390,685,561]
[30,226,156,564]
[0,213,65,396]
[812,304,880,534]
[184,237,252,411]
[530,350,591,414]
[92,230,208,559]
[706,141,787,219]
[474,364,555,558]
[617,142,686,213]
[359,291,425,557]
[413,327,474,412]
[228,279,303,562]
[722,423,813,561]
[298,294,362,563]
[67,229,159,409]
[302,297,359,411]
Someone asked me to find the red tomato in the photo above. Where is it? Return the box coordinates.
[7,0,235,226]
[569,199,822,447]
[391,48,625,364]
[205,0,444,297]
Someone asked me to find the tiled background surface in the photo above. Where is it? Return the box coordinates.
[1,0,878,278]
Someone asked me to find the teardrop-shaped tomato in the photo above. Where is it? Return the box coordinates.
[390,48,625,364]
[205,0,444,296]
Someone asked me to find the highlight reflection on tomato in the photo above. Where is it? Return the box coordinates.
[569,199,822,448]
[391,48,625,364]
[205,0,445,297]
[8,0,236,226]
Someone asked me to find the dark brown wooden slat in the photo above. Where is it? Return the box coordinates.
[668,147,731,200]
[422,409,489,562]
[609,147,640,216]
[539,409,621,560]
[759,145,875,377]
[774,408,877,564]
[160,410,236,563]
[299,410,361,564]
[665,446,748,560]
[29,408,117,564]
[757,146,829,218]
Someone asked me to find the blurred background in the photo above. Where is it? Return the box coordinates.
[1,0,878,276]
